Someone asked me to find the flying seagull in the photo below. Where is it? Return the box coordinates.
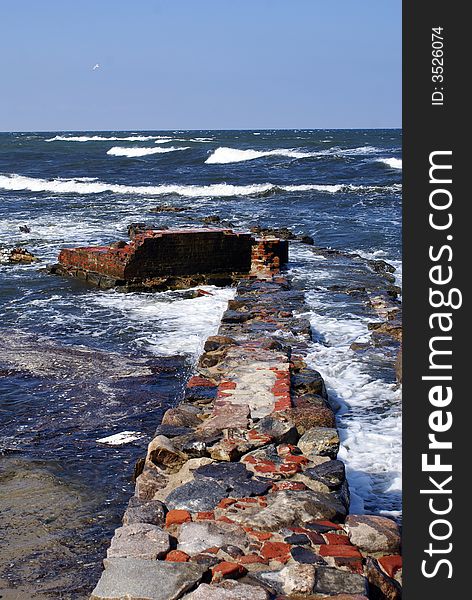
[92,64,100,71]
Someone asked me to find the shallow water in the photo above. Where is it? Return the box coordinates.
[0,129,401,597]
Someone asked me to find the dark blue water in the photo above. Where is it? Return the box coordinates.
[0,130,401,598]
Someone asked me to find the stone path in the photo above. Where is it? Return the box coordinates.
[91,276,402,600]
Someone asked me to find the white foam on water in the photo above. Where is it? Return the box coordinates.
[107,146,190,157]
[377,158,402,169]
[205,145,384,164]
[0,174,401,197]
[45,135,174,143]
[302,293,402,516]
[91,287,236,357]
[96,431,144,445]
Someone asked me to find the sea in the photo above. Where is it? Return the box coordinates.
[0,129,402,598]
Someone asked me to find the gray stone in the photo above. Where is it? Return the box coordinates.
[290,545,325,564]
[134,464,168,501]
[304,459,346,490]
[346,515,401,555]
[253,415,299,444]
[292,370,327,398]
[90,558,208,600]
[165,478,229,511]
[107,524,170,560]
[194,461,251,481]
[280,564,316,595]
[172,431,223,458]
[122,497,166,526]
[193,461,271,497]
[314,567,369,596]
[298,427,340,459]
[183,580,269,600]
[178,521,249,555]
[162,405,203,428]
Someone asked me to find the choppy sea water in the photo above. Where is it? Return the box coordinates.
[0,129,402,598]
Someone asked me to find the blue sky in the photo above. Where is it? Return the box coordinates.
[0,1,401,131]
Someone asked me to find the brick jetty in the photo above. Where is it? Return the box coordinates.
[51,228,289,291]
[90,239,402,599]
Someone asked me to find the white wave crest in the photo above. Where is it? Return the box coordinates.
[206,147,319,164]
[45,135,173,143]
[107,146,190,157]
[377,158,402,169]
[0,174,401,198]
[206,145,385,164]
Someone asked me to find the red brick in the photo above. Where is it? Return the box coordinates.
[319,545,362,558]
[324,533,352,545]
[378,554,403,579]
[211,561,247,581]
[261,542,291,561]
[217,498,237,509]
[165,509,191,527]
[196,511,215,521]
[165,550,190,562]
[238,554,268,565]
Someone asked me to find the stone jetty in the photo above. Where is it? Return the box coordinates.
[88,232,402,599]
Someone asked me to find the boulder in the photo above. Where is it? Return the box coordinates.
[280,563,316,595]
[90,558,207,600]
[152,457,213,503]
[162,405,203,428]
[303,460,346,490]
[134,464,168,500]
[253,415,299,444]
[165,478,229,512]
[122,497,166,526]
[146,435,188,472]
[177,521,249,556]
[292,370,327,398]
[107,524,170,560]
[345,515,401,555]
[285,405,336,432]
[298,427,340,459]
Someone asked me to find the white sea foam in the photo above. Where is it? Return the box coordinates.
[303,293,402,516]
[206,145,385,164]
[377,158,402,169]
[0,174,401,197]
[205,147,316,164]
[92,287,235,357]
[45,135,174,143]
[107,146,190,157]
[289,246,402,516]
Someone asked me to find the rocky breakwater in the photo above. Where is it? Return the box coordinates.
[91,273,402,600]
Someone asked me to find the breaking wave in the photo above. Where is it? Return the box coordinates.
[107,146,190,157]
[0,174,401,198]
[377,158,402,170]
[206,145,385,164]
[45,135,174,143]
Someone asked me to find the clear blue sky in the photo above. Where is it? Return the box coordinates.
[0,0,401,131]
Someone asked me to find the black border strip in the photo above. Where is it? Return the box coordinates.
[403,2,466,596]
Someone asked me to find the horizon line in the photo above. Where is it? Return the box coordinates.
[0,126,403,134]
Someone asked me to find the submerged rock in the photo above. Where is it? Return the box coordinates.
[1,247,38,264]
